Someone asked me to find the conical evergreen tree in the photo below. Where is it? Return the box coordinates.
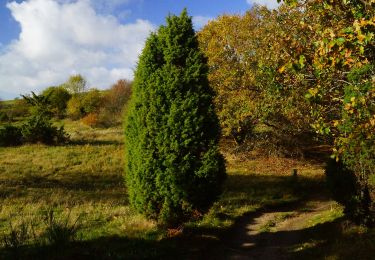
[124,9,226,226]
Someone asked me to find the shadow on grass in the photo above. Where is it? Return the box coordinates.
[0,233,224,260]
[0,172,355,259]
[0,170,126,204]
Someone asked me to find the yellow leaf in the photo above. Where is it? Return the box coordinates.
[278,65,286,73]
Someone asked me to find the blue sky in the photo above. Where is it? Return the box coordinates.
[0,0,278,99]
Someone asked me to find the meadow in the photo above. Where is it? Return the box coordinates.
[0,120,374,259]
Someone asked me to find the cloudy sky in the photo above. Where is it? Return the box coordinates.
[0,0,279,99]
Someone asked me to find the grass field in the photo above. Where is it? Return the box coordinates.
[0,120,374,259]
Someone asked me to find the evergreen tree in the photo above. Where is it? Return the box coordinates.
[124,9,226,226]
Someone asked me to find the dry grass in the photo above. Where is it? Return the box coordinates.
[0,121,159,258]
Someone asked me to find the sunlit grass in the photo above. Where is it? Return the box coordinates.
[0,122,159,256]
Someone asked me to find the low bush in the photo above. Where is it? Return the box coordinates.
[81,113,99,127]
[21,115,68,145]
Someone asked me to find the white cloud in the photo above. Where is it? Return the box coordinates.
[192,15,213,30]
[0,0,154,98]
[246,0,280,9]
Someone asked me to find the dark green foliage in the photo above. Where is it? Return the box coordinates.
[325,65,375,225]
[124,9,226,226]
[0,124,22,146]
[20,92,69,145]
[22,91,52,117]
[325,159,373,225]
[21,115,68,145]
[42,86,72,118]
[325,159,357,209]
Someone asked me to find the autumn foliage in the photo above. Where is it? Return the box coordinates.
[199,1,374,224]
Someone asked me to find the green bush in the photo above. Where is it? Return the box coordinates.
[42,86,72,119]
[21,115,68,145]
[124,9,226,226]
[66,89,103,121]
[81,89,103,114]
[0,124,22,147]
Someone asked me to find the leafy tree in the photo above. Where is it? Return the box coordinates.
[81,88,103,114]
[97,79,132,127]
[124,9,226,226]
[104,79,132,115]
[63,74,87,94]
[66,95,83,120]
[279,0,374,224]
[198,6,316,148]
[198,13,259,143]
[42,86,72,118]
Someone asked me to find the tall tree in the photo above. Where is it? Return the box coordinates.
[124,9,226,226]
[198,6,316,145]
[63,74,87,94]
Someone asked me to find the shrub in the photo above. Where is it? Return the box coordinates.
[21,115,68,145]
[98,79,132,127]
[66,95,84,120]
[20,92,69,145]
[42,86,72,119]
[67,89,103,121]
[81,113,99,127]
[124,9,226,226]
[0,124,22,146]
[81,88,103,114]
[104,79,132,115]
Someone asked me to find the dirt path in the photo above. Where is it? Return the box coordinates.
[222,198,337,260]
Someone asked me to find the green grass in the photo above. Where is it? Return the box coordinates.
[0,120,374,259]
